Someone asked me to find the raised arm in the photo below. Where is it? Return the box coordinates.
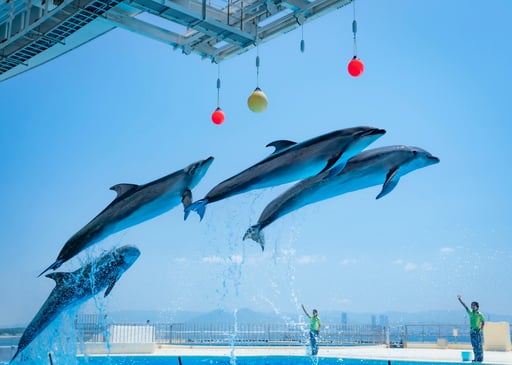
[301,304,310,318]
[457,294,469,311]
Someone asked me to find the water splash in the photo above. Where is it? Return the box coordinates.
[229,309,238,365]
[16,308,81,365]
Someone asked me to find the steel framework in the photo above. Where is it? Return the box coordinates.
[0,0,352,81]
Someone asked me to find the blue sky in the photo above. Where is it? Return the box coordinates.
[1,0,512,327]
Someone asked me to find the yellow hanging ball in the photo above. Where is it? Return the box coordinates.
[247,87,268,113]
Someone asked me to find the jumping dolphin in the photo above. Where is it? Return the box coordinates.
[243,146,440,249]
[12,245,140,362]
[184,127,386,220]
[39,157,214,276]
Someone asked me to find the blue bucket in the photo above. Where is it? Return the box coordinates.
[461,351,471,361]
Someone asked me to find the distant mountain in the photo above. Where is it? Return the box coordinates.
[106,309,203,324]
[106,308,297,324]
[187,309,292,323]
[103,308,512,325]
[5,308,511,329]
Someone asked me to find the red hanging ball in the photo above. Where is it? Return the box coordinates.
[348,57,364,77]
[211,107,225,125]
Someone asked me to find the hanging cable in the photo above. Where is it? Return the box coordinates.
[247,45,268,113]
[347,0,364,77]
[211,63,225,125]
[300,25,305,53]
[216,63,221,107]
[256,46,260,87]
[352,0,357,57]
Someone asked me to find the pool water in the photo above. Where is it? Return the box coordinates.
[72,356,468,365]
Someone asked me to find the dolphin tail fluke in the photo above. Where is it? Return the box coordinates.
[37,260,62,278]
[243,225,265,251]
[183,199,207,221]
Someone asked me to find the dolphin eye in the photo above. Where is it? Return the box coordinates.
[185,165,196,174]
[112,251,122,263]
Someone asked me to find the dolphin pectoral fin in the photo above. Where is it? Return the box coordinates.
[376,168,400,199]
[319,152,343,174]
[184,199,207,221]
[266,140,296,155]
[324,160,348,178]
[104,277,119,297]
[110,183,139,199]
[181,188,192,209]
[38,260,63,277]
[243,225,265,251]
[376,179,399,199]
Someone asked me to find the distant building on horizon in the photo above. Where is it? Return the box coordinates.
[379,315,389,327]
[341,312,347,325]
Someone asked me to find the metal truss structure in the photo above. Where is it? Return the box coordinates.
[0,0,352,81]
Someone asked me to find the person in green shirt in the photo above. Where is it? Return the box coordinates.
[302,304,321,355]
[458,294,485,362]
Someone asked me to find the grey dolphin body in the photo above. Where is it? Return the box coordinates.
[40,157,214,276]
[11,245,140,362]
[185,127,386,220]
[244,146,440,249]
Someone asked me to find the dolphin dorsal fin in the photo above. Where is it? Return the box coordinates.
[376,167,400,199]
[110,184,139,198]
[266,140,296,155]
[45,272,73,286]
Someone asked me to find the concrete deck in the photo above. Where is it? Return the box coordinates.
[3,344,512,364]
[149,345,512,364]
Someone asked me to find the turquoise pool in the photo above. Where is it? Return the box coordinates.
[74,356,481,365]
[75,356,476,365]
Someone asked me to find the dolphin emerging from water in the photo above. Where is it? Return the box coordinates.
[184,127,386,220]
[12,245,140,362]
[243,146,440,249]
[39,157,214,276]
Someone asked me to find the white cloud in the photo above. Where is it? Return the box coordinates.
[340,258,358,266]
[421,262,433,271]
[280,248,297,256]
[404,262,418,271]
[440,247,455,254]
[200,255,243,264]
[230,255,243,264]
[296,255,316,264]
[201,255,225,264]
[393,259,432,272]
[335,297,351,305]
[296,255,325,264]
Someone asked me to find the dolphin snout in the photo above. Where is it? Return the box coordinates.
[362,128,386,137]
[203,156,214,167]
[185,156,214,176]
[119,245,141,265]
[429,155,440,164]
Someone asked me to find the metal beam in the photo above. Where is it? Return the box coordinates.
[1,0,353,81]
